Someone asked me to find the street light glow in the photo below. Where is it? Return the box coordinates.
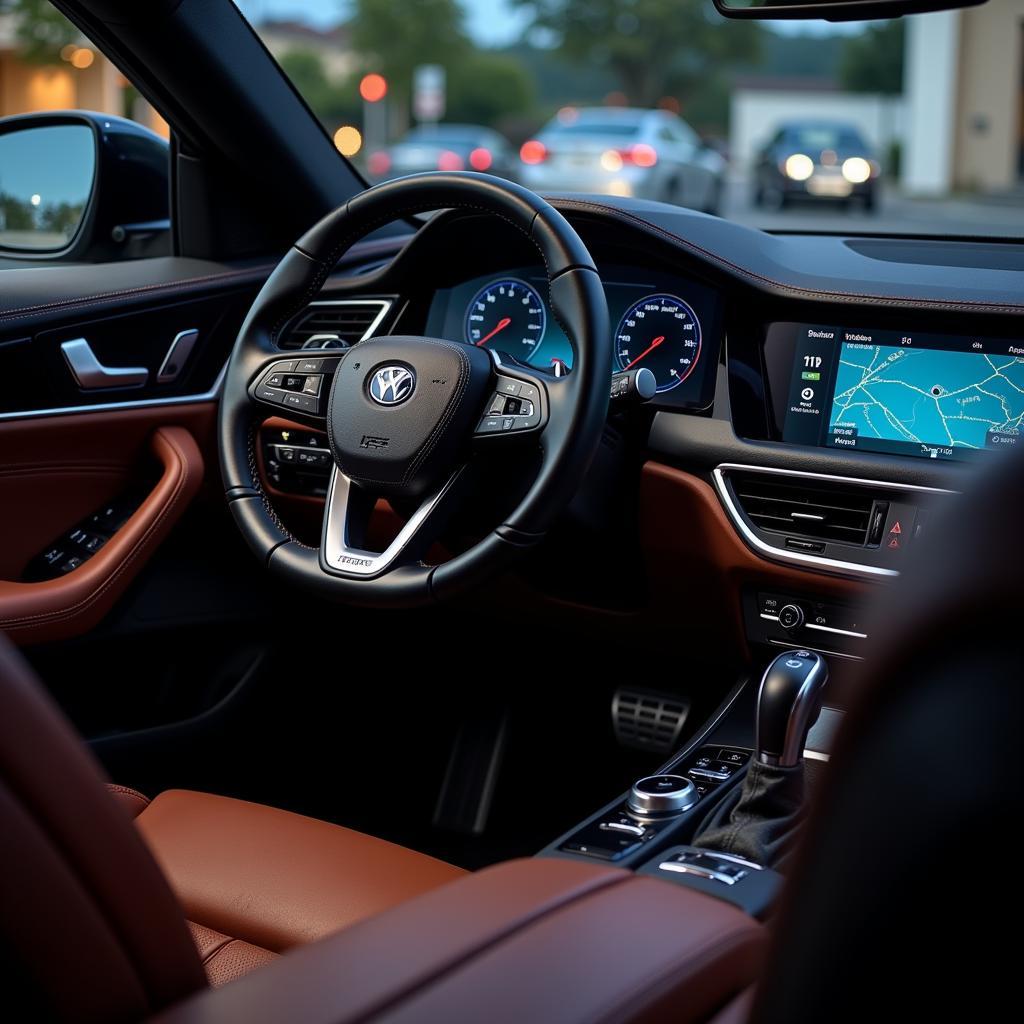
[333,125,363,157]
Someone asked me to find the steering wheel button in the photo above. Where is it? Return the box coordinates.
[302,375,321,395]
[502,417,515,431]
[256,385,286,405]
[296,358,322,373]
[266,373,284,388]
[497,378,521,396]
[283,392,319,414]
[477,415,504,434]
[488,394,507,415]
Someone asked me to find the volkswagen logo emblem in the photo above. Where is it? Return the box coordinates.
[368,365,415,406]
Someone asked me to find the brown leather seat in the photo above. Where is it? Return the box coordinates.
[132,788,464,981]
[0,633,464,1014]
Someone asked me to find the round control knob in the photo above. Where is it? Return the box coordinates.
[778,603,805,632]
[627,775,698,816]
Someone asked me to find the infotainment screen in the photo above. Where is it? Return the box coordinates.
[774,323,1024,461]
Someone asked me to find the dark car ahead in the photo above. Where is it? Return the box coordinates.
[365,124,518,183]
[753,120,880,210]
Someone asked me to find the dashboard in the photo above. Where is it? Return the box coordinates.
[281,194,1024,664]
[423,263,721,409]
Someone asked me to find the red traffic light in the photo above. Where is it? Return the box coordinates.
[359,73,388,103]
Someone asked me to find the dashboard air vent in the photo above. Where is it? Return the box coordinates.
[278,299,392,350]
[731,472,876,547]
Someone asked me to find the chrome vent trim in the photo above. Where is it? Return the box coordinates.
[731,473,875,546]
[712,463,958,582]
[278,298,393,350]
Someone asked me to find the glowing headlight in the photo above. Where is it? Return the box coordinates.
[842,157,872,184]
[783,153,814,181]
[600,149,623,172]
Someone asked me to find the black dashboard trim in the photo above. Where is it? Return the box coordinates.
[553,198,1024,316]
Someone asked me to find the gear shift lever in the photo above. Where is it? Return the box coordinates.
[694,650,829,868]
[756,649,829,767]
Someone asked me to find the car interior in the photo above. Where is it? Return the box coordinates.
[0,0,1019,1021]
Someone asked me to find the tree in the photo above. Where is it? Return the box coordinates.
[512,0,761,110]
[0,0,78,64]
[277,49,357,128]
[348,0,471,108]
[839,20,904,96]
[447,54,535,127]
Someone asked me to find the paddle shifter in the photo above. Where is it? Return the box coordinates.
[693,650,829,867]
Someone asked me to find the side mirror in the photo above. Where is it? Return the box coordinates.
[0,111,170,262]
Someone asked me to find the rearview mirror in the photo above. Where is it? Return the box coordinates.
[0,123,95,253]
[712,0,985,21]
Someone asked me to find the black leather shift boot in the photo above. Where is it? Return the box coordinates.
[693,759,806,869]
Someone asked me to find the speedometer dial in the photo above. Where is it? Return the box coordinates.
[465,278,546,363]
[614,294,702,393]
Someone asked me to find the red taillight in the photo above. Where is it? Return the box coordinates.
[367,150,391,177]
[619,143,657,168]
[520,139,547,165]
[469,147,492,171]
[437,150,464,171]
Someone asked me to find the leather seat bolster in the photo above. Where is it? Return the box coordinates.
[148,857,765,1024]
[107,783,152,818]
[135,789,467,953]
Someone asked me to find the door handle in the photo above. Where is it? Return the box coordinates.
[60,338,149,390]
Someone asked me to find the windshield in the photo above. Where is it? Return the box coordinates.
[236,1,1024,238]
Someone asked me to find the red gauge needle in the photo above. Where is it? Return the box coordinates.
[624,335,665,370]
[476,317,512,346]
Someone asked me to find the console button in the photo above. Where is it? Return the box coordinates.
[717,748,748,765]
[59,556,83,574]
[42,547,65,566]
[759,593,781,615]
[778,604,804,631]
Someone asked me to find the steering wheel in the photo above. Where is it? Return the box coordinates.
[219,172,611,606]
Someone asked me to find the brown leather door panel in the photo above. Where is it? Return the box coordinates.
[0,405,212,644]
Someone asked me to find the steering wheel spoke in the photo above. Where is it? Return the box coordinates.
[472,353,552,444]
[320,466,467,579]
[248,352,344,421]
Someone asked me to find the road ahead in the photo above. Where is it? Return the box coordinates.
[720,178,1024,239]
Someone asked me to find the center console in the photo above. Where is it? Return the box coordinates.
[543,650,832,919]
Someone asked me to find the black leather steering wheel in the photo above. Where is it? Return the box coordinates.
[219,172,610,606]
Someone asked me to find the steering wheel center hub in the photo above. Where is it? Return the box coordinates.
[326,335,491,498]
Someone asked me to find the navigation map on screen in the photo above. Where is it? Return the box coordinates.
[828,343,1024,453]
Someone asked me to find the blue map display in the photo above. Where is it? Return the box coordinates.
[829,343,1024,451]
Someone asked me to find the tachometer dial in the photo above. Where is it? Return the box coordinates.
[465,278,546,363]
[614,294,701,392]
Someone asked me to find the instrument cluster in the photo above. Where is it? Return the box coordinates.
[425,263,722,409]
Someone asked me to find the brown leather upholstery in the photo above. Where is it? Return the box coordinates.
[149,857,765,1024]
[0,424,205,644]
[107,783,152,818]
[135,789,467,953]
[0,634,206,1021]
